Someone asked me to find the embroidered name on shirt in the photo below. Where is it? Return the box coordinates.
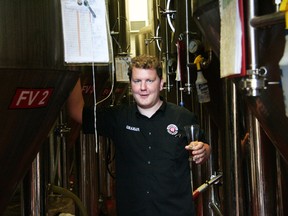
[126,125,140,132]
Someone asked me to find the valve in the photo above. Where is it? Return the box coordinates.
[55,123,71,137]
[240,67,268,96]
[144,36,162,46]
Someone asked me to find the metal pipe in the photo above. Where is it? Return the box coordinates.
[79,132,99,215]
[209,202,223,216]
[185,0,191,94]
[247,0,258,70]
[155,24,162,52]
[248,114,265,215]
[250,11,285,28]
[59,111,68,188]
[166,0,175,32]
[206,117,220,216]
[247,110,276,215]
[49,131,55,184]
[31,153,41,216]
[164,0,171,92]
[117,0,120,32]
[246,1,274,214]
[231,83,243,216]
[223,80,244,216]
[80,132,88,210]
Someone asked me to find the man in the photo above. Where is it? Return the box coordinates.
[67,55,211,216]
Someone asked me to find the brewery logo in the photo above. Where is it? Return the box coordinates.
[166,124,178,135]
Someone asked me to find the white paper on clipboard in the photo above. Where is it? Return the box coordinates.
[60,0,111,64]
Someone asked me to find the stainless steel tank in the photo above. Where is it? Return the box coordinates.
[0,0,79,214]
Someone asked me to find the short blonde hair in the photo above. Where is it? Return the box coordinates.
[128,55,162,80]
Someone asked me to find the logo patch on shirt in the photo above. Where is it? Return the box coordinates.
[166,124,178,135]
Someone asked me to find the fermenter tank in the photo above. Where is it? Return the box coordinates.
[0,0,79,214]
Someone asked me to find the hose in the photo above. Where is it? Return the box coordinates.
[49,184,88,216]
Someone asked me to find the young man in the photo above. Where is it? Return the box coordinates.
[67,55,211,216]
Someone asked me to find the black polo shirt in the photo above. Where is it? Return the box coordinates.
[83,101,202,216]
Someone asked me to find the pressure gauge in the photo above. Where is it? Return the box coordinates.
[188,39,201,54]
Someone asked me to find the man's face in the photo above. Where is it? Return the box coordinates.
[130,67,164,109]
